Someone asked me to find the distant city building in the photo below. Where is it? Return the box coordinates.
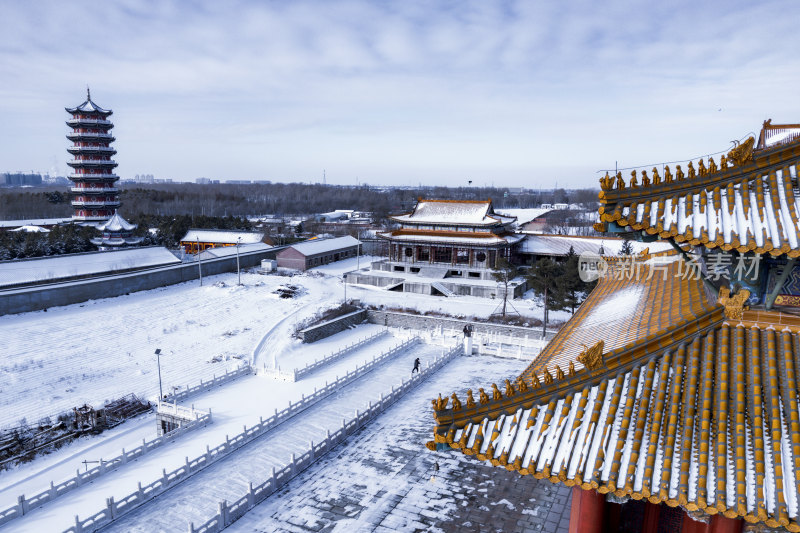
[90,212,143,250]
[195,177,211,184]
[226,180,252,184]
[66,89,120,222]
[0,172,43,186]
[134,174,155,184]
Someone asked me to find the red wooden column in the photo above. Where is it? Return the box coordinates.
[569,487,605,533]
[681,513,711,533]
[710,515,743,533]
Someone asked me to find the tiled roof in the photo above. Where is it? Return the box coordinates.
[430,263,800,530]
[377,229,521,246]
[180,229,265,245]
[597,135,800,257]
[520,259,714,381]
[391,199,516,226]
[519,234,673,257]
[286,236,360,256]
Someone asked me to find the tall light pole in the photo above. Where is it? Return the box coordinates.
[236,237,241,286]
[197,237,203,286]
[155,348,163,401]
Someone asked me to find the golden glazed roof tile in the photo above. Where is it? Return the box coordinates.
[430,268,800,530]
[598,134,800,257]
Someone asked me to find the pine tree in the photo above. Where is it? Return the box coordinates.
[620,239,634,255]
[491,258,517,317]
[526,257,566,336]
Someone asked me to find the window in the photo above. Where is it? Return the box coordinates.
[404,247,413,257]
[469,272,481,278]
[475,252,487,262]
[418,248,430,261]
[456,249,469,264]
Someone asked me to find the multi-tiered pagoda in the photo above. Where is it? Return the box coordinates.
[66,89,120,222]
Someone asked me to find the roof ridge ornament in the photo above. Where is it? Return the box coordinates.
[577,340,605,371]
[87,85,91,101]
[718,286,750,320]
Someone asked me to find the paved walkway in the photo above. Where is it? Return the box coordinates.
[104,343,447,532]
[228,355,572,533]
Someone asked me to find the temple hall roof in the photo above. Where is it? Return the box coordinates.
[391,199,516,227]
[597,130,800,257]
[431,260,800,530]
[377,229,523,246]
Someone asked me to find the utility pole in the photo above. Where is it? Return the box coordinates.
[155,348,163,401]
[236,237,241,285]
[197,237,203,286]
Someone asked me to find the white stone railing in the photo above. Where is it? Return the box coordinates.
[164,364,252,404]
[260,329,389,382]
[0,409,211,530]
[188,344,461,533]
[61,337,421,533]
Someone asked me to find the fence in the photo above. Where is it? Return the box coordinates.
[189,344,462,533]
[394,327,548,360]
[260,329,389,381]
[0,408,211,529]
[164,364,252,403]
[63,336,421,533]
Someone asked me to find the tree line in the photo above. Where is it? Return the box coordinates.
[0,182,600,222]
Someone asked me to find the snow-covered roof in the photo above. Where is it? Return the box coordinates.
[198,242,272,260]
[494,208,553,226]
[391,199,515,227]
[0,247,180,288]
[9,225,50,233]
[180,229,265,245]
[431,259,800,529]
[0,218,72,229]
[285,236,360,256]
[97,212,137,232]
[378,230,521,246]
[520,235,672,257]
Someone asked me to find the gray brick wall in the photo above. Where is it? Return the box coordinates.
[366,310,558,340]
[299,309,368,343]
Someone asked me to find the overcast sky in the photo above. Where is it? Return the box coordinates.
[1,0,799,188]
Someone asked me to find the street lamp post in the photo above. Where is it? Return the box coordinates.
[155,348,163,401]
[197,237,203,286]
[236,237,241,285]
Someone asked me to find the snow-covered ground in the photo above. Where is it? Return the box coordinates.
[227,355,552,533]
[3,328,443,532]
[0,255,559,432]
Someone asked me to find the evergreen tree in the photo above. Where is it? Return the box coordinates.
[491,258,517,317]
[619,239,634,255]
[526,256,566,336]
[559,246,597,314]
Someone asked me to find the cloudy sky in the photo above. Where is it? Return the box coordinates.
[1,0,799,188]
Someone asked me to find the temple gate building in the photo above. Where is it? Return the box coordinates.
[66,89,120,222]
[429,122,800,532]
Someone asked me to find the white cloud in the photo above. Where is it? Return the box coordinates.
[0,0,799,186]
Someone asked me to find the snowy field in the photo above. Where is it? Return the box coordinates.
[1,327,444,532]
[0,269,340,429]
[0,255,558,431]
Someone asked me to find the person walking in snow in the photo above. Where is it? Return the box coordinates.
[412,357,421,374]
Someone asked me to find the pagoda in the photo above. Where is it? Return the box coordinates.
[66,89,120,222]
[429,121,800,532]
